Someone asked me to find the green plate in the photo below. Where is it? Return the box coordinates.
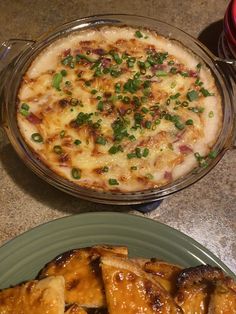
[0,212,235,289]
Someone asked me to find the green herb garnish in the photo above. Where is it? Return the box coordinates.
[31,133,43,143]
[53,145,63,154]
[71,167,81,179]
[74,139,82,145]
[52,72,63,91]
[185,119,194,125]
[187,90,198,102]
[200,88,214,97]
[135,30,143,38]
[108,178,119,185]
[96,136,107,145]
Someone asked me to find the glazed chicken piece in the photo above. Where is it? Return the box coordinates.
[0,276,65,314]
[38,245,128,307]
[134,258,183,295]
[208,277,236,313]
[174,264,226,314]
[101,256,183,314]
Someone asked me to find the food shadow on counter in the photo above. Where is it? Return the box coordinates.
[0,143,130,214]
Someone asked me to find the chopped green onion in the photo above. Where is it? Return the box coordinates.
[170,93,180,99]
[19,108,30,116]
[209,150,217,159]
[154,119,161,125]
[200,88,214,97]
[170,67,177,74]
[76,53,96,63]
[127,152,137,159]
[60,130,65,138]
[97,101,104,111]
[196,63,202,71]
[135,147,142,158]
[96,136,107,145]
[128,135,136,141]
[175,121,185,130]
[91,89,98,94]
[60,69,67,76]
[130,166,138,170]
[115,82,121,93]
[61,55,74,68]
[208,111,214,118]
[108,145,122,154]
[142,148,149,157]
[156,70,168,77]
[52,72,63,91]
[195,78,203,86]
[101,166,109,173]
[31,133,43,143]
[71,167,81,179]
[187,90,198,102]
[141,107,149,114]
[70,98,79,106]
[21,103,29,111]
[85,80,92,87]
[122,96,130,104]
[145,121,152,129]
[110,69,121,77]
[145,173,154,179]
[135,30,143,38]
[110,51,122,64]
[185,119,194,125]
[180,72,189,77]
[74,139,81,145]
[53,145,63,154]
[108,178,119,185]
[126,57,136,68]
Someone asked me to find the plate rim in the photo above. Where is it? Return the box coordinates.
[0,212,235,279]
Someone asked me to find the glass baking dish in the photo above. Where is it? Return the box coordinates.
[0,14,235,205]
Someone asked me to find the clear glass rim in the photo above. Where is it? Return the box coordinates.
[1,14,235,204]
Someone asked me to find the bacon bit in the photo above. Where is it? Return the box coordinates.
[58,153,70,163]
[179,144,193,154]
[93,168,104,175]
[164,171,173,181]
[151,64,166,74]
[101,57,111,68]
[77,70,83,77]
[173,130,186,143]
[26,113,42,124]
[63,48,71,57]
[93,48,106,55]
[69,120,78,128]
[58,99,69,108]
[189,70,198,77]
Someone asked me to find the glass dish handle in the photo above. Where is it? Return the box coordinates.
[0,39,35,129]
[0,39,35,72]
[215,57,236,149]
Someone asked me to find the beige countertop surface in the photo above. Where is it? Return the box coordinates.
[0,0,235,274]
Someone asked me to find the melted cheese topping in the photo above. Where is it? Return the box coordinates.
[17,26,222,192]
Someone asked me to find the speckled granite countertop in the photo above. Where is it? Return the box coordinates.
[0,0,235,273]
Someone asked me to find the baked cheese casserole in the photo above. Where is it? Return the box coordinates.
[17,26,222,192]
